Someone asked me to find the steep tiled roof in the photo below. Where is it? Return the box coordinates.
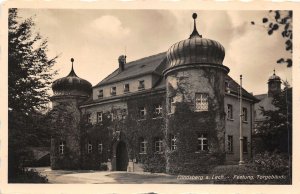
[94,52,167,87]
[84,52,258,106]
[225,75,259,102]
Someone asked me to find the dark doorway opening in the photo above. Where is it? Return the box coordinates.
[116,141,128,171]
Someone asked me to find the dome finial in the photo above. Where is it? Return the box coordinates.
[68,57,78,77]
[189,13,202,39]
[273,68,276,75]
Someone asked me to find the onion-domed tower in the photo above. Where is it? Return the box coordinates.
[164,13,230,174]
[268,69,281,97]
[52,58,92,106]
[50,58,92,169]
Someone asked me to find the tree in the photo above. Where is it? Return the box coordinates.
[8,8,57,114]
[256,87,292,154]
[8,8,58,182]
[251,10,292,67]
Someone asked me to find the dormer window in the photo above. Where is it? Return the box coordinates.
[110,86,116,96]
[98,89,103,98]
[124,83,130,93]
[138,80,145,90]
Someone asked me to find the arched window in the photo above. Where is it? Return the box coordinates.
[139,137,147,154]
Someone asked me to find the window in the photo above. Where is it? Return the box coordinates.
[110,86,116,96]
[171,134,177,151]
[243,137,248,153]
[122,109,127,120]
[168,97,175,114]
[138,80,145,90]
[87,113,92,123]
[227,135,233,153]
[225,81,230,93]
[243,107,248,122]
[97,112,103,123]
[88,141,93,153]
[124,83,130,93]
[154,138,163,153]
[98,143,103,154]
[227,104,233,120]
[110,112,114,121]
[139,138,147,154]
[59,141,65,155]
[195,93,208,112]
[98,89,103,98]
[154,104,163,118]
[197,133,208,151]
[139,107,146,119]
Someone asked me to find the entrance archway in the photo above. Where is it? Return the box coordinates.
[116,141,129,171]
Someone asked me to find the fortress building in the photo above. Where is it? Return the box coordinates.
[50,13,258,173]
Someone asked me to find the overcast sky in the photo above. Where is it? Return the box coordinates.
[18,9,292,95]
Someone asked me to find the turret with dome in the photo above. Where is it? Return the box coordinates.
[51,58,92,106]
[164,13,230,173]
[267,69,281,97]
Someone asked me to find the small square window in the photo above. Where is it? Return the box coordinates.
[195,93,208,112]
[124,84,130,93]
[138,80,145,90]
[227,104,233,120]
[111,87,116,96]
[98,89,103,98]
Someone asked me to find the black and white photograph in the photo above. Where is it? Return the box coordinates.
[1,1,298,193]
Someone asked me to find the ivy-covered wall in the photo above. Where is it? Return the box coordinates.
[50,100,82,170]
[165,67,227,175]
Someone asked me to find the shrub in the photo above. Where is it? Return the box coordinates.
[142,154,166,173]
[9,168,48,183]
[100,163,108,171]
[252,151,290,176]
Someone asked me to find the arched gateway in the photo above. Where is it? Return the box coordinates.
[116,141,129,171]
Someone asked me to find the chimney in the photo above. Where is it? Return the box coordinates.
[118,55,126,72]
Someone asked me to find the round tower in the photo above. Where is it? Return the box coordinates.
[50,58,92,169]
[268,69,281,97]
[163,13,230,174]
